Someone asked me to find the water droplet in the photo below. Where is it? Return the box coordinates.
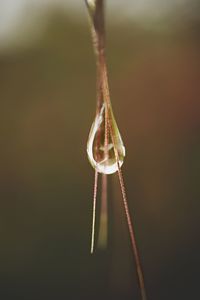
[87,103,125,174]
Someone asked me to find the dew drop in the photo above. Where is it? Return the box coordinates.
[87,103,125,175]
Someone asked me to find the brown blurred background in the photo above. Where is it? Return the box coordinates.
[0,1,200,299]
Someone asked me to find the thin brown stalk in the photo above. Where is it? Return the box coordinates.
[100,30,148,300]
[117,166,147,300]
[86,0,108,253]
[85,1,147,299]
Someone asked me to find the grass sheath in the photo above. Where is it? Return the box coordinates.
[85,1,147,299]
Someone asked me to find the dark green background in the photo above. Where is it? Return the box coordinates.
[0,9,200,300]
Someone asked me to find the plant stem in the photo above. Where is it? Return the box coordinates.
[117,166,147,300]
[85,1,147,299]
[100,36,148,300]
[86,0,108,253]
[91,170,98,253]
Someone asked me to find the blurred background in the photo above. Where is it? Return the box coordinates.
[0,0,200,299]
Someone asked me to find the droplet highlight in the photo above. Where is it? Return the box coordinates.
[87,103,125,175]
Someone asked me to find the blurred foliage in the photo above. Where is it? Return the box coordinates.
[0,9,200,300]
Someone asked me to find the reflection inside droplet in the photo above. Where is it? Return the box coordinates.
[87,103,125,174]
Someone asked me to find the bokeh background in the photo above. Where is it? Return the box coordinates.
[0,1,200,299]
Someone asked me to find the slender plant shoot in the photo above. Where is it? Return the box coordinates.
[85,1,147,299]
